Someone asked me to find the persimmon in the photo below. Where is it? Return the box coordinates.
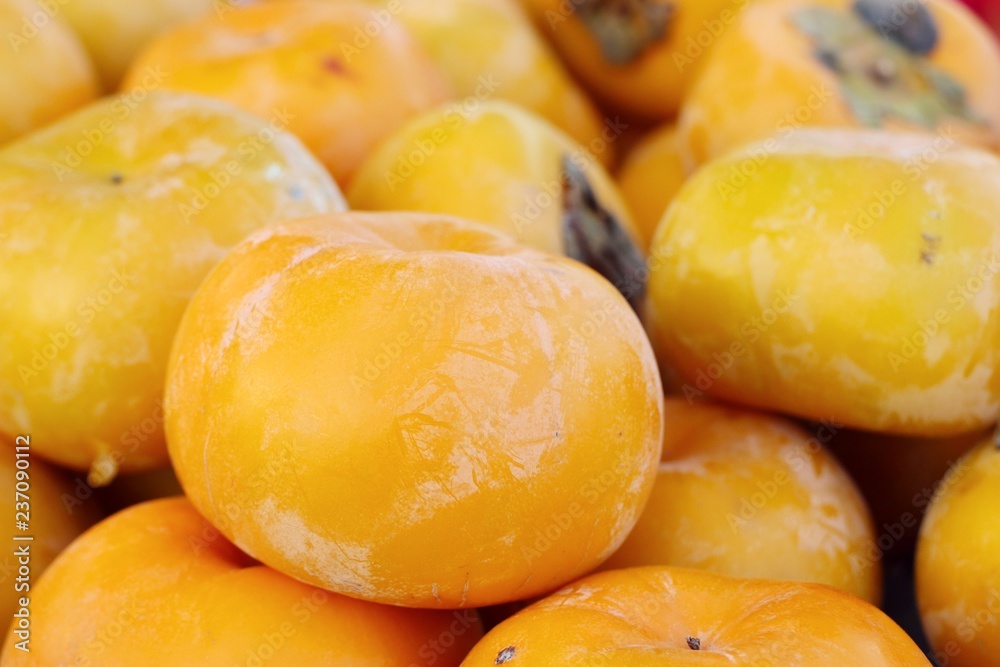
[616,123,688,250]
[123,0,451,186]
[646,129,1000,437]
[60,0,216,91]
[0,0,98,145]
[604,399,881,604]
[462,565,932,665]
[348,102,645,308]
[0,93,346,479]
[0,443,100,632]
[520,0,747,119]
[828,427,984,557]
[1,498,482,665]
[677,0,1000,168]
[916,434,1000,667]
[340,0,611,163]
[164,212,663,608]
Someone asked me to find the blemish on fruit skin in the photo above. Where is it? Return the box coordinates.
[921,232,940,265]
[686,636,701,650]
[322,57,346,74]
[495,646,516,663]
[110,172,123,185]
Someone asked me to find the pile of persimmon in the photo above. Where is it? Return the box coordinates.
[1,0,998,665]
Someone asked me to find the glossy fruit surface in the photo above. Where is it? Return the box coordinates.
[0,93,346,477]
[604,398,881,604]
[916,435,1000,667]
[0,0,99,145]
[647,129,1000,437]
[123,0,451,186]
[165,212,663,608]
[1,498,483,665]
[463,565,932,665]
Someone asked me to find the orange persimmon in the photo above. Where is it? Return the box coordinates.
[603,399,881,604]
[916,435,1000,667]
[520,0,748,119]
[677,0,1000,168]
[165,212,663,608]
[123,0,451,185]
[463,566,932,665]
[1,498,482,664]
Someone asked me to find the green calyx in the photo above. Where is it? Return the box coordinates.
[576,0,675,65]
[792,2,980,128]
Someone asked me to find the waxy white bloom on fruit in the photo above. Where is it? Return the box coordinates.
[0,92,346,480]
[165,212,663,608]
[647,128,1000,437]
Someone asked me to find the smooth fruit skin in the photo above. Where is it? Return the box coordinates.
[828,427,984,558]
[520,0,747,119]
[0,93,346,476]
[916,436,1000,667]
[616,123,688,251]
[165,212,663,608]
[677,0,1000,168]
[462,565,932,665]
[0,448,100,632]
[646,129,1000,437]
[603,399,881,604]
[123,0,451,186]
[0,0,99,145]
[350,0,611,164]
[1,498,483,665]
[349,101,639,258]
[61,0,216,91]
